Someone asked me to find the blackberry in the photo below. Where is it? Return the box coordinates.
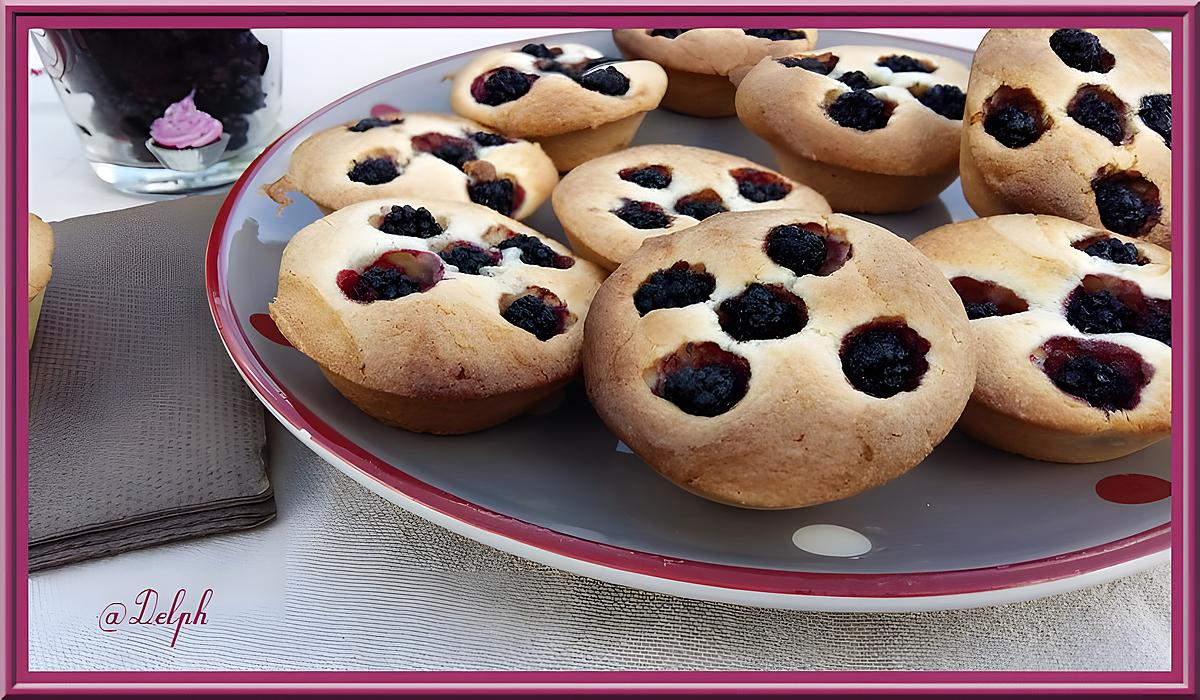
[674,189,727,220]
[471,67,536,106]
[350,265,421,302]
[916,84,966,120]
[778,55,835,74]
[347,157,400,185]
[827,90,889,131]
[1050,355,1134,410]
[348,117,403,132]
[838,71,877,90]
[633,263,716,316]
[497,234,568,268]
[1068,89,1125,145]
[1083,237,1141,265]
[876,54,933,73]
[520,43,556,59]
[743,29,807,41]
[1093,175,1160,236]
[1066,289,1134,335]
[717,284,807,341]
[472,131,511,147]
[1138,94,1171,147]
[502,294,563,341]
[984,104,1040,148]
[732,168,792,203]
[411,132,477,169]
[840,323,930,398]
[964,301,1001,319]
[765,224,827,276]
[378,205,443,238]
[1049,29,1114,73]
[467,179,517,217]
[439,243,499,275]
[612,200,673,230]
[578,66,630,96]
[619,165,672,189]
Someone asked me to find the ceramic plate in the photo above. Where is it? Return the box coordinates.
[207,30,1171,612]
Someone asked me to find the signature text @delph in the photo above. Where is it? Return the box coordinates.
[99,588,213,647]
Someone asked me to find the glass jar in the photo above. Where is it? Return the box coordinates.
[31,28,283,194]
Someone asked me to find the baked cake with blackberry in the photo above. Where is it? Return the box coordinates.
[270,198,605,434]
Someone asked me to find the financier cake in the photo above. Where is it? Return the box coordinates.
[449,42,667,172]
[265,111,558,219]
[735,45,970,213]
[552,144,830,270]
[583,209,977,509]
[912,214,1170,462]
[960,29,1171,248]
[612,28,818,117]
[270,198,605,434]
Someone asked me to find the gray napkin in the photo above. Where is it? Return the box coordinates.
[28,194,274,571]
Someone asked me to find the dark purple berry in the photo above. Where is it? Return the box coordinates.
[619,164,672,189]
[984,104,1040,148]
[347,157,399,185]
[1066,289,1135,335]
[662,365,745,416]
[502,294,563,340]
[765,224,827,276]
[613,200,673,230]
[840,322,931,398]
[1083,237,1142,265]
[964,301,1001,319]
[649,29,690,39]
[717,284,807,341]
[377,205,442,238]
[731,168,792,203]
[472,131,511,147]
[838,71,877,90]
[778,55,836,74]
[497,234,571,268]
[674,189,727,220]
[916,84,966,120]
[520,43,557,59]
[876,54,933,73]
[348,116,403,132]
[439,243,500,275]
[1052,355,1134,410]
[743,29,808,41]
[467,179,517,216]
[1049,29,1114,73]
[1139,94,1171,147]
[1137,299,1171,346]
[633,263,716,316]
[1093,174,1160,236]
[348,265,420,302]
[411,132,477,169]
[1068,88,1125,145]
[578,66,630,96]
[828,90,890,131]
[471,67,537,106]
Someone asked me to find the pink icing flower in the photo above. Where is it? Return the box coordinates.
[149,90,224,149]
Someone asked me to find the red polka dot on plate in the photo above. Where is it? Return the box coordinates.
[250,313,292,347]
[371,103,402,118]
[1095,474,1170,504]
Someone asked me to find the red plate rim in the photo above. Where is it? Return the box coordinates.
[204,31,1169,601]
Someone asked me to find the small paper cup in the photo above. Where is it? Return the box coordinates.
[145,133,231,172]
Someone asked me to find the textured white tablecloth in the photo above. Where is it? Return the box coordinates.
[26,26,1171,674]
[29,422,1170,672]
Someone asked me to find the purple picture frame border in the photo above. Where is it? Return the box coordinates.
[3,1,1195,694]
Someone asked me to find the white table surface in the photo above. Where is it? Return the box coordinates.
[25,27,1171,674]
